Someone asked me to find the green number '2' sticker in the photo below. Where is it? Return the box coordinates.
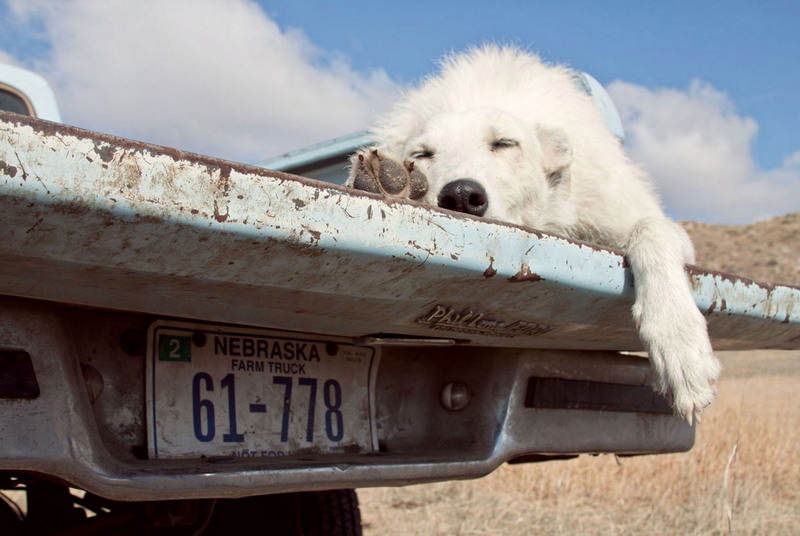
[159,335,192,362]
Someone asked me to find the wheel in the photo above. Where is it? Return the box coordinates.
[2,473,362,535]
[0,493,24,536]
[205,489,362,535]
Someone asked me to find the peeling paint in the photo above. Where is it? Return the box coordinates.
[93,142,115,163]
[0,159,17,178]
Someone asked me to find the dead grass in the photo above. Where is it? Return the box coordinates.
[359,350,800,535]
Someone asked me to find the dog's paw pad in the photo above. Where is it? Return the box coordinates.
[351,151,383,194]
[351,150,428,200]
[406,163,428,200]
[376,156,408,195]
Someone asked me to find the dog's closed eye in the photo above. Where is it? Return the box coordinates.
[490,138,519,151]
[410,147,435,160]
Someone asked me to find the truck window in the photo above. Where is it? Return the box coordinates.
[0,84,34,116]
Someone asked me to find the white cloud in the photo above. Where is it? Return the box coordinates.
[5,0,397,163]
[608,80,800,223]
[0,50,21,66]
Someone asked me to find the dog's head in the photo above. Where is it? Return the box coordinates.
[398,108,573,228]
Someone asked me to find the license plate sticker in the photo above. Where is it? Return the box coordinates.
[146,322,379,459]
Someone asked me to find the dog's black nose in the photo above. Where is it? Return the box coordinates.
[437,179,488,216]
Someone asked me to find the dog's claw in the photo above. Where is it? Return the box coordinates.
[351,149,428,200]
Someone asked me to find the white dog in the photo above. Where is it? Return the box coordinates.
[347,45,720,423]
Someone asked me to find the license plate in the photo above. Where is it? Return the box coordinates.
[146,321,379,459]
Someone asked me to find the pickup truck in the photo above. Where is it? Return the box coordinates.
[1,65,798,535]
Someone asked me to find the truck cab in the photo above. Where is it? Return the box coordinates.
[0,63,61,122]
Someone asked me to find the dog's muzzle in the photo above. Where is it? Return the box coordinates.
[437,179,488,217]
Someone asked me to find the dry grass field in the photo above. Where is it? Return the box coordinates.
[358,350,800,534]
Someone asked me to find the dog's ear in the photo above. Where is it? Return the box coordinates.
[537,126,573,188]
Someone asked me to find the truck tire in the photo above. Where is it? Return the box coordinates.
[205,489,362,536]
[1,476,362,535]
[0,496,23,536]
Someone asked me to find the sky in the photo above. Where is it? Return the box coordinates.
[1,0,798,224]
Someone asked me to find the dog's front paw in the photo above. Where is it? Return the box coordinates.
[350,149,428,200]
[637,304,721,424]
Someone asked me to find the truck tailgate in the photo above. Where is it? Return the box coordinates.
[0,112,797,352]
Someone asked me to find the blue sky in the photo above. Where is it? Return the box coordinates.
[266,1,799,170]
[1,0,798,223]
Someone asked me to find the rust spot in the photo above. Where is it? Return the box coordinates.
[293,198,306,209]
[217,164,232,194]
[509,265,543,282]
[213,200,229,223]
[483,259,497,278]
[343,444,362,454]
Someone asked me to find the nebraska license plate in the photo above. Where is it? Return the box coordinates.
[146,321,379,459]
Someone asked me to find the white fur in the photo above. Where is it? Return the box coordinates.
[347,45,720,423]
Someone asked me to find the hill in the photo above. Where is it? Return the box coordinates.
[681,212,799,286]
